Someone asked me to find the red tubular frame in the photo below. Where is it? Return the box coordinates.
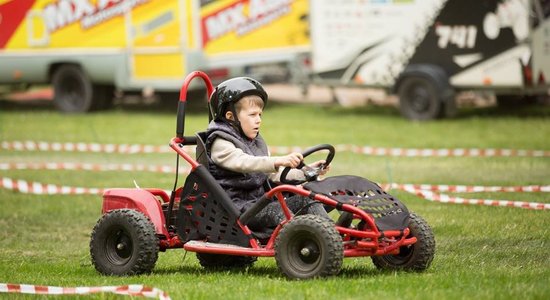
[170,137,199,170]
[178,71,214,103]
[183,184,416,257]
[171,71,215,170]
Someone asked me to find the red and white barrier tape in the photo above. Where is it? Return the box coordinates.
[390,183,550,193]
[0,283,170,300]
[1,176,548,210]
[0,162,189,174]
[3,141,549,157]
[397,185,550,210]
[1,141,172,154]
[3,160,546,195]
[0,177,105,195]
[2,141,547,209]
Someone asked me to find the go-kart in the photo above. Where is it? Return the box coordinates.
[90,71,435,279]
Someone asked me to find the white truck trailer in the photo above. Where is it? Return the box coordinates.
[309,0,550,119]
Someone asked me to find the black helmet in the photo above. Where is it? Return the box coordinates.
[209,77,268,121]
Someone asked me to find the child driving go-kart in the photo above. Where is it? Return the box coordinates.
[204,77,333,233]
[90,71,435,280]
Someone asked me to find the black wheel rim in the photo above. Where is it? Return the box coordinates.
[287,231,322,273]
[383,237,414,265]
[104,227,133,266]
[58,74,84,108]
[409,84,431,112]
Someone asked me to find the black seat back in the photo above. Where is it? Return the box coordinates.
[176,131,251,246]
[176,166,250,246]
[195,131,209,167]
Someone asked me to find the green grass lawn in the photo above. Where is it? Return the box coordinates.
[0,100,549,299]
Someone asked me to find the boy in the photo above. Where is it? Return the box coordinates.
[204,77,331,231]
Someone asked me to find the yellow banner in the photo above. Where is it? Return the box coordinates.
[6,0,152,49]
[200,0,309,55]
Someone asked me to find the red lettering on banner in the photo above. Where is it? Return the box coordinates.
[41,0,148,33]
[201,0,292,46]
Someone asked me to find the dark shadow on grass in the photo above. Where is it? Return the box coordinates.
[129,89,211,115]
[0,90,210,116]
[153,264,281,278]
[324,102,550,120]
[339,264,431,278]
[268,100,550,120]
[7,94,546,121]
[267,101,404,119]
[0,99,57,112]
[453,102,550,119]
[152,259,403,279]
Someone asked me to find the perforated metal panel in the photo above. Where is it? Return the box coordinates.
[304,175,409,231]
[176,170,250,246]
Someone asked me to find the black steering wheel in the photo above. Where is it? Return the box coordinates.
[279,144,335,185]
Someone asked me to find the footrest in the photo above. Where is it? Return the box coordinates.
[183,240,275,257]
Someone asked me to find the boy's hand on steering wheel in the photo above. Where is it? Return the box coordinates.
[309,160,330,176]
[275,152,304,168]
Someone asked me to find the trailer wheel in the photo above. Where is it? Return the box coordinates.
[52,65,110,113]
[398,76,444,120]
[275,215,343,279]
[90,209,159,276]
[371,213,435,271]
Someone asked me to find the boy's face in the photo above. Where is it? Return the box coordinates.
[227,96,263,139]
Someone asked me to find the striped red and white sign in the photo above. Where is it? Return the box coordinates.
[3,140,549,157]
[0,283,171,300]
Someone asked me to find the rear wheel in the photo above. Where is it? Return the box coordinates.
[90,209,159,276]
[371,213,435,271]
[275,215,343,279]
[398,76,443,120]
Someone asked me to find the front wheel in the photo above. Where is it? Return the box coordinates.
[90,209,159,276]
[275,215,343,279]
[371,212,435,271]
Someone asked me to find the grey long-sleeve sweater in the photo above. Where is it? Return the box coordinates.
[210,138,304,182]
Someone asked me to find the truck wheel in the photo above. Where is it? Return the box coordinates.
[371,213,435,271]
[275,215,343,279]
[52,65,109,113]
[398,76,444,120]
[90,209,159,276]
[196,253,257,270]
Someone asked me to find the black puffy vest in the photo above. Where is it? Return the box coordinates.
[205,121,270,213]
